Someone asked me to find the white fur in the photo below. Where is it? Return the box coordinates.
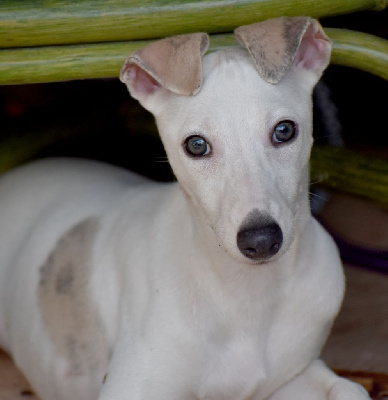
[0,35,370,400]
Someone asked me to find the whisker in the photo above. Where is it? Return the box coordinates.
[309,192,325,200]
[300,179,325,187]
[308,191,328,202]
[313,135,330,142]
[154,157,170,163]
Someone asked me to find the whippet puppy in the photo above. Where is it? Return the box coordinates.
[0,17,370,400]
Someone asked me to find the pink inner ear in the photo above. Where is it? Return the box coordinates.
[127,63,161,96]
[294,24,330,72]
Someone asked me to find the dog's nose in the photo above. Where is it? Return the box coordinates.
[237,221,283,261]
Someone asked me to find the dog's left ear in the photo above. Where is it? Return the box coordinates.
[235,17,332,86]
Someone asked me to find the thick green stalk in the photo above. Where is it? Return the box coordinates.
[0,34,235,84]
[0,0,386,48]
[311,146,388,208]
[328,28,388,81]
[0,29,387,85]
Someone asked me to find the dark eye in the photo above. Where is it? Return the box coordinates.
[184,135,211,157]
[272,120,297,144]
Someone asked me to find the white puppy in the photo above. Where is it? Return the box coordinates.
[0,17,370,400]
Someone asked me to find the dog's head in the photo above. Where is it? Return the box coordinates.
[120,17,332,265]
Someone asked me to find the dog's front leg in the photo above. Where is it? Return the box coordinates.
[267,359,370,400]
[97,333,196,400]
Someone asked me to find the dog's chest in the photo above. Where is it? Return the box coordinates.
[189,271,323,400]
[195,319,313,400]
[197,336,265,400]
[192,305,275,399]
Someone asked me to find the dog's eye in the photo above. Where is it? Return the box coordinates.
[184,135,211,157]
[272,121,297,144]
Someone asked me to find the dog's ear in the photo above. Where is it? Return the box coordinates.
[120,33,209,108]
[234,17,332,86]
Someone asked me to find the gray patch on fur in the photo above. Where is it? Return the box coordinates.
[55,263,75,295]
[39,217,110,376]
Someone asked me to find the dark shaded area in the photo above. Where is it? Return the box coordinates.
[314,9,388,151]
[0,80,174,181]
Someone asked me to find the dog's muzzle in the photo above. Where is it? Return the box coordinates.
[237,211,283,261]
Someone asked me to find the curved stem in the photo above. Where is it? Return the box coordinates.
[0,0,386,48]
[0,29,388,85]
[311,146,388,208]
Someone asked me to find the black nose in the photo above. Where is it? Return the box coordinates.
[237,220,283,261]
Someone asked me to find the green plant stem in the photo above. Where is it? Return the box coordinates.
[0,29,387,85]
[311,146,388,208]
[0,0,386,48]
[329,28,388,81]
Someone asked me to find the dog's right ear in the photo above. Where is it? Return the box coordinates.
[120,33,209,110]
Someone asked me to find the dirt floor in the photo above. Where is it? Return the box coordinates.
[322,264,388,374]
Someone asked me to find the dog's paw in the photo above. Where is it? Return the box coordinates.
[329,379,371,400]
